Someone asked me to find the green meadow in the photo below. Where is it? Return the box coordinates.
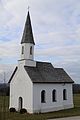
[0,94,80,120]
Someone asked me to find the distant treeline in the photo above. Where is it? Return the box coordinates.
[0,83,80,96]
[0,83,9,96]
[73,84,80,94]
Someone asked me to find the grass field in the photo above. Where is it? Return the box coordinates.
[0,94,80,120]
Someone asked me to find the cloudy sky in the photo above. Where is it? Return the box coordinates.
[0,0,80,83]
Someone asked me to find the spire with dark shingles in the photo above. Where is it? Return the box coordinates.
[21,11,35,44]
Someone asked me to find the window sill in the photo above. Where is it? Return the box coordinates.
[52,100,57,102]
[41,102,46,103]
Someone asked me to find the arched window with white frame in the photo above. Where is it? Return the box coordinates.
[30,46,32,55]
[63,89,67,100]
[52,89,57,102]
[22,46,24,54]
[41,90,46,103]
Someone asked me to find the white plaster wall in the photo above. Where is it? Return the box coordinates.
[21,43,34,60]
[9,64,33,113]
[18,59,36,67]
[33,83,74,113]
[62,84,74,109]
[9,61,73,114]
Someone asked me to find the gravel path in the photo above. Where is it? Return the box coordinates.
[48,116,80,120]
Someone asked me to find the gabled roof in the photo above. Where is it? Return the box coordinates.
[21,11,35,45]
[9,61,74,84]
[8,67,18,83]
[24,61,74,83]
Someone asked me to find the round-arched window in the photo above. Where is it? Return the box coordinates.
[63,89,67,100]
[41,90,46,103]
[30,46,32,55]
[52,89,56,102]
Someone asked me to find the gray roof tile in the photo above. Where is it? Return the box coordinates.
[24,61,74,83]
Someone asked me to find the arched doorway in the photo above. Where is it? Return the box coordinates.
[19,97,23,110]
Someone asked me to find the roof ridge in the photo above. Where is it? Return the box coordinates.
[36,61,51,64]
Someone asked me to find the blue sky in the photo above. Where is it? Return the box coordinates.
[0,0,80,83]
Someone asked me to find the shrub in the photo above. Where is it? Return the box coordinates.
[20,108,27,114]
[10,107,16,112]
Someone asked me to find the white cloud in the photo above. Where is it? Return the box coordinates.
[35,44,80,57]
[0,39,19,57]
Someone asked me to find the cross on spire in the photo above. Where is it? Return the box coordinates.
[28,6,30,11]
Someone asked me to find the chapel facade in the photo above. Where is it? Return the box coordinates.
[9,11,74,113]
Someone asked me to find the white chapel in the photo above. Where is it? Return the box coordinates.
[9,11,74,113]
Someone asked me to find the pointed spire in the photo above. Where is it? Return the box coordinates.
[21,11,35,45]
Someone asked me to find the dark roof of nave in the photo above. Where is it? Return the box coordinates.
[24,61,74,83]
